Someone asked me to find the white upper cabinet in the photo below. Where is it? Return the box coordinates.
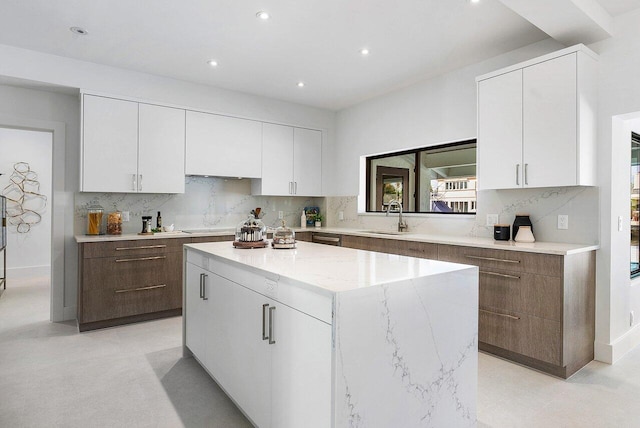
[252,123,322,196]
[185,111,262,178]
[81,94,186,193]
[138,103,186,193]
[82,95,139,192]
[477,45,597,190]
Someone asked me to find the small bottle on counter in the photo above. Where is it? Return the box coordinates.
[157,211,162,229]
[301,210,306,229]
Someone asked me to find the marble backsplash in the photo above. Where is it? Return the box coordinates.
[325,186,599,245]
[74,176,325,235]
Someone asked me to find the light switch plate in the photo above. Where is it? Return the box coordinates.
[557,215,569,230]
[278,211,283,219]
[121,211,130,222]
[486,214,499,227]
[338,211,344,221]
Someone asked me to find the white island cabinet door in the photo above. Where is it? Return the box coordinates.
[523,53,577,188]
[293,128,322,196]
[271,303,332,428]
[184,262,208,360]
[81,95,139,192]
[185,111,262,178]
[138,103,186,193]
[259,123,294,196]
[477,69,523,190]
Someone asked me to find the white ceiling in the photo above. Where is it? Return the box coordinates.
[0,0,638,110]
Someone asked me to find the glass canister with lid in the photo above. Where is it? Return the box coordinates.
[272,220,296,249]
[107,211,122,235]
[86,204,104,235]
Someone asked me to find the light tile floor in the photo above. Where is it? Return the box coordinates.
[2,277,640,427]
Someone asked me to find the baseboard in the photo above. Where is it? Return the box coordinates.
[594,325,640,364]
[7,265,50,279]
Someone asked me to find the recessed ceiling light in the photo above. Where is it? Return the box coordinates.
[297,82,305,88]
[207,59,218,67]
[256,11,270,20]
[70,27,88,35]
[360,48,370,56]
[470,0,480,3]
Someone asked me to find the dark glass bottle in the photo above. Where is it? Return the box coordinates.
[157,211,162,229]
[512,214,532,241]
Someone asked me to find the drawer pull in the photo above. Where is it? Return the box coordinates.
[115,284,166,293]
[465,255,520,264]
[115,245,167,251]
[115,256,166,263]
[480,309,520,320]
[313,236,340,243]
[480,271,521,280]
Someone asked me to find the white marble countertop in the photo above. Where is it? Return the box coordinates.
[75,226,598,255]
[185,241,476,294]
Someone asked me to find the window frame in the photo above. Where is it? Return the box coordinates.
[365,139,477,215]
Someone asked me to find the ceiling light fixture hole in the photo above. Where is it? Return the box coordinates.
[207,59,219,67]
[297,82,305,88]
[70,27,88,35]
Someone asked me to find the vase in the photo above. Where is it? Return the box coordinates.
[315,221,321,227]
[515,226,535,243]
[512,214,532,241]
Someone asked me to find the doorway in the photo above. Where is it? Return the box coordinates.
[0,127,53,283]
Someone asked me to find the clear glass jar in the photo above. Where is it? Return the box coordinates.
[235,215,267,242]
[86,204,104,235]
[107,211,122,235]
[272,220,296,249]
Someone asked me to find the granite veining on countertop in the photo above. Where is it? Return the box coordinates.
[75,226,598,255]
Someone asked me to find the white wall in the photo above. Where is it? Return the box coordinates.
[0,128,52,277]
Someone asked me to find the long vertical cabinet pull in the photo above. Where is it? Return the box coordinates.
[516,164,520,186]
[268,306,276,345]
[138,174,143,192]
[199,273,204,299]
[294,181,297,195]
[262,303,270,340]
[132,174,137,191]
[524,164,529,186]
[202,274,208,300]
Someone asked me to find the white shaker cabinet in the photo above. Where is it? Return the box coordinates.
[185,111,262,178]
[252,123,322,196]
[477,45,597,190]
[81,94,186,193]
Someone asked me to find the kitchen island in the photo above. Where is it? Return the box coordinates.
[183,241,479,428]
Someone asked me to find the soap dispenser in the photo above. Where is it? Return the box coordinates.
[301,210,306,229]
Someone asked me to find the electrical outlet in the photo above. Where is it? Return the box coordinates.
[486,214,499,227]
[557,215,569,230]
[278,211,283,219]
[121,211,130,222]
[338,211,344,221]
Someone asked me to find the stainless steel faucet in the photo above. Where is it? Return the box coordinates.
[386,199,408,232]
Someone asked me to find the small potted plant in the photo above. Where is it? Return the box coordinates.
[314,213,324,228]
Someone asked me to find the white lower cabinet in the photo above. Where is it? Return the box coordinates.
[185,260,331,428]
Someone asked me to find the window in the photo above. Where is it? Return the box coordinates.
[365,140,476,214]
[632,132,640,277]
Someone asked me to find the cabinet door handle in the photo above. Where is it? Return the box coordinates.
[268,306,276,345]
[115,245,167,251]
[202,274,208,300]
[132,174,137,191]
[115,284,166,293]
[465,255,520,264]
[199,273,204,299]
[115,255,166,263]
[524,163,529,186]
[516,164,520,186]
[480,270,521,280]
[480,308,520,320]
[138,174,143,191]
[313,236,340,243]
[262,303,269,340]
[294,181,297,194]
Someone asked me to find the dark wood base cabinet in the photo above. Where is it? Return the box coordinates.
[338,234,596,378]
[77,235,233,331]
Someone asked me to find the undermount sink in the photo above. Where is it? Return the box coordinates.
[358,230,408,235]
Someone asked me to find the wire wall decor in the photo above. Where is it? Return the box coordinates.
[1,162,47,233]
